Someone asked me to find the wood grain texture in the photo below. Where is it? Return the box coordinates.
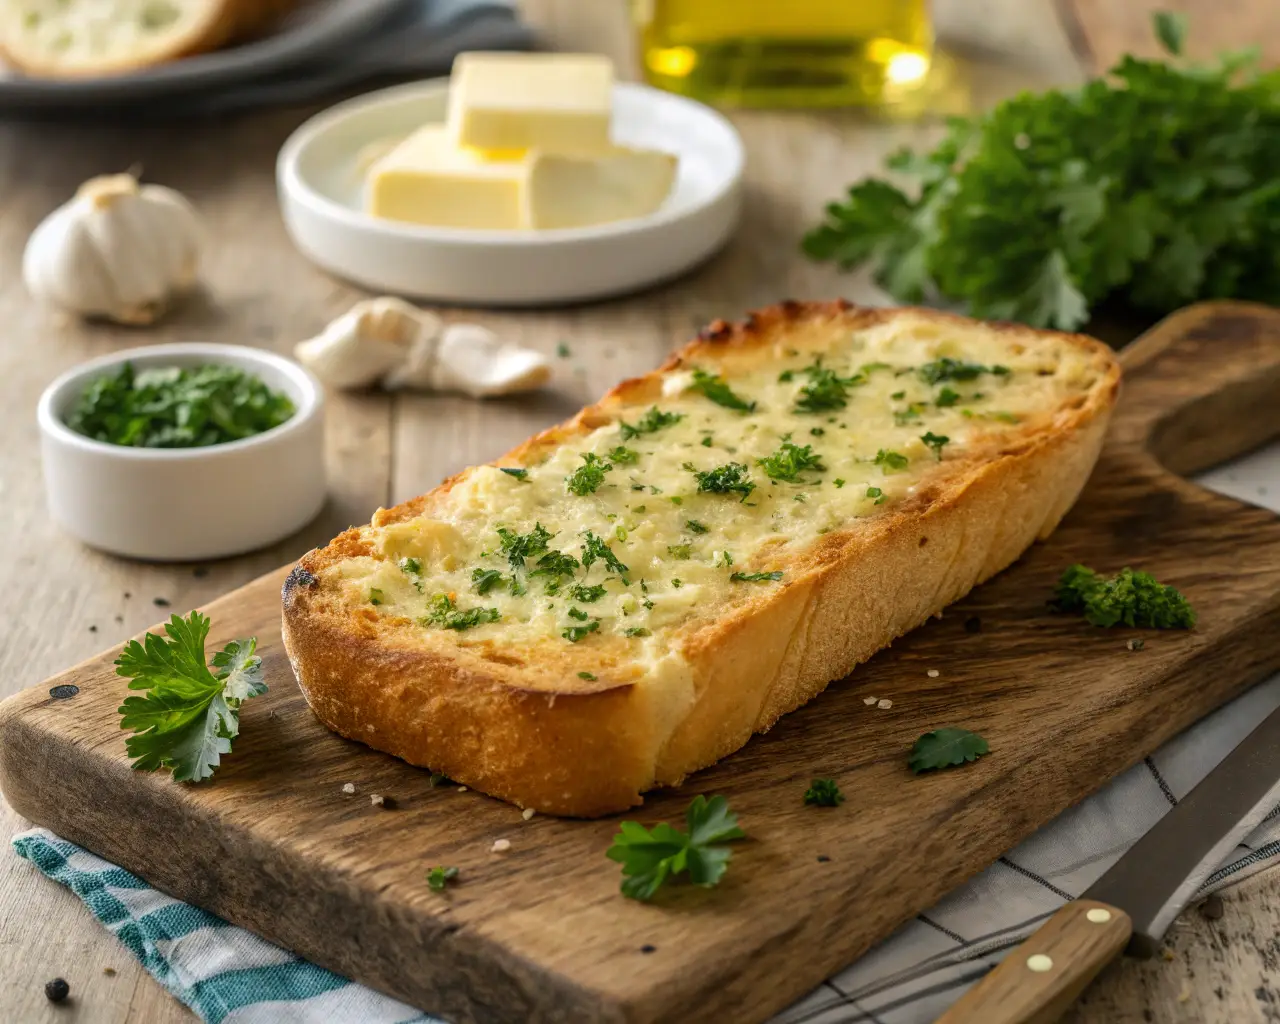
[0,2,1276,1022]
[1,301,1279,1024]
[938,901,1133,1024]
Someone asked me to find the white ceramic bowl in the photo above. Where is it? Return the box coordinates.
[276,79,745,306]
[37,344,326,562]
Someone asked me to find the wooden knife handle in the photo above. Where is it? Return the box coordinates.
[934,900,1133,1024]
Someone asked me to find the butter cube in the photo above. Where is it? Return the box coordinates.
[448,52,614,155]
[366,125,530,229]
[526,147,678,230]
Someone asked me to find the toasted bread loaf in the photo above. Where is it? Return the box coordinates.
[282,302,1120,817]
[0,0,297,77]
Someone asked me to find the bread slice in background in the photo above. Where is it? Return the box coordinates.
[282,302,1121,817]
[0,0,298,77]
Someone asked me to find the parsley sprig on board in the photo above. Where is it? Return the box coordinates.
[909,729,990,773]
[115,612,267,782]
[607,795,745,900]
[68,363,295,448]
[803,13,1280,329]
[1054,564,1196,628]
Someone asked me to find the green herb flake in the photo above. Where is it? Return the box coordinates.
[1053,564,1196,628]
[866,486,886,504]
[115,612,266,782]
[562,620,601,643]
[556,343,571,359]
[578,671,597,681]
[499,467,529,480]
[834,478,846,488]
[689,368,756,412]
[608,445,640,465]
[570,583,607,603]
[427,866,459,892]
[619,407,684,441]
[803,778,845,807]
[759,441,826,482]
[471,568,508,595]
[936,387,961,408]
[686,519,710,534]
[624,627,651,637]
[909,728,990,773]
[497,523,552,572]
[67,362,295,449]
[793,361,862,414]
[368,587,385,606]
[566,452,614,496]
[730,571,784,583]
[921,431,950,460]
[422,594,500,632]
[873,449,909,472]
[692,462,756,500]
[581,530,629,575]
[667,544,692,560]
[606,794,744,901]
[700,436,714,447]
[567,607,589,621]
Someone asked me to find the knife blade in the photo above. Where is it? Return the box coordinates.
[936,697,1280,1024]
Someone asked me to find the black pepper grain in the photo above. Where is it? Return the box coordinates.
[193,566,209,578]
[378,796,398,810]
[964,616,982,634]
[153,597,171,608]
[45,978,70,1003]
[640,944,656,954]
[88,625,97,633]
[817,855,831,863]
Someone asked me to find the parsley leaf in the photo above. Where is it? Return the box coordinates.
[909,728,990,773]
[619,407,684,440]
[608,445,640,465]
[792,361,865,413]
[606,794,745,901]
[1053,564,1196,628]
[866,486,886,504]
[731,571,784,582]
[759,441,826,482]
[422,594,500,631]
[918,358,1009,385]
[427,866,459,891]
[570,583,607,603]
[581,530,629,574]
[68,362,295,449]
[499,467,529,480]
[873,449,909,472]
[693,462,755,500]
[624,627,652,637]
[471,567,510,595]
[921,431,950,460]
[529,550,581,581]
[115,612,266,783]
[497,523,552,572]
[803,778,845,807]
[566,452,614,495]
[689,368,756,412]
[686,519,710,534]
[562,620,600,643]
[936,386,961,407]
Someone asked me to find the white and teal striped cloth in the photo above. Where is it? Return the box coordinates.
[12,443,1280,1023]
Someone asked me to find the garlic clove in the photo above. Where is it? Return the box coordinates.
[295,297,439,390]
[23,172,202,325]
[429,323,552,398]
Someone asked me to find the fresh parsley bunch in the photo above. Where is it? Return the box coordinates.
[1054,564,1196,628]
[116,612,267,782]
[607,794,745,900]
[803,13,1280,330]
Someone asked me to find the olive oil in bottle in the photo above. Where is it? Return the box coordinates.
[634,0,933,108]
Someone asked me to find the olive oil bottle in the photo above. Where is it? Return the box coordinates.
[633,0,933,108]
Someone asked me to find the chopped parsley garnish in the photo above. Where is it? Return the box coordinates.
[619,406,684,440]
[67,362,296,449]
[909,728,990,773]
[834,478,845,488]
[608,445,640,464]
[427,866,459,892]
[894,402,926,425]
[566,452,614,495]
[529,551,580,581]
[672,578,683,588]
[368,587,385,606]
[689,368,756,412]
[810,427,825,436]
[1053,564,1196,628]
[497,523,552,572]
[556,343,571,358]
[730,571,784,582]
[570,583,607,603]
[993,411,1021,423]
[700,436,714,447]
[399,558,425,592]
[578,671,597,681]
[693,462,755,500]
[686,519,710,534]
[873,449,909,472]
[866,486,886,504]
[499,467,529,480]
[423,594,500,631]
[666,544,692,560]
[567,607,589,621]
[917,358,1010,385]
[936,387,961,407]
[562,620,601,643]
[759,441,826,482]
[471,568,509,595]
[793,362,860,413]
[115,611,266,782]
[921,432,950,459]
[891,390,906,400]
[606,794,744,901]
[581,530,629,574]
[803,778,845,807]
[624,627,651,637]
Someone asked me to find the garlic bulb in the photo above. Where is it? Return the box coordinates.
[23,173,202,325]
[295,298,551,398]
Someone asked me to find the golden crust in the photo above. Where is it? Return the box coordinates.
[282,301,1121,817]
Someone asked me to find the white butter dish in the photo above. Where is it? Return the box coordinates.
[276,79,744,306]
[37,344,325,562]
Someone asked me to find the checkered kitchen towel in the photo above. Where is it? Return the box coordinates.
[13,444,1280,1024]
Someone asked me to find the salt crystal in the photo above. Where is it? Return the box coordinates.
[877,698,893,710]
[341,783,355,795]
[522,808,536,821]
[863,696,877,705]
[491,839,512,853]
[370,794,384,807]
[927,669,940,678]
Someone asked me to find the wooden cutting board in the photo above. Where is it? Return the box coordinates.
[3,301,1280,1024]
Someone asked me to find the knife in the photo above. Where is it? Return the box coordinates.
[936,699,1280,1024]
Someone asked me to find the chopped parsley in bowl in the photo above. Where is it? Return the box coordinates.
[65,362,296,448]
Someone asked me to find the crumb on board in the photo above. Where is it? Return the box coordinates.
[863,696,877,705]
[926,669,940,678]
[341,783,355,795]
[1178,980,1193,1003]
[457,786,468,793]
[877,698,893,710]
[522,808,536,821]
[370,794,384,807]
[491,839,511,853]
[103,967,116,977]
[1161,947,1176,962]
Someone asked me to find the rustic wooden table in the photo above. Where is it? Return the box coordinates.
[0,1,1274,1022]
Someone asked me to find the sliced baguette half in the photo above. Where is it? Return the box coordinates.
[282,302,1121,817]
[0,0,297,77]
